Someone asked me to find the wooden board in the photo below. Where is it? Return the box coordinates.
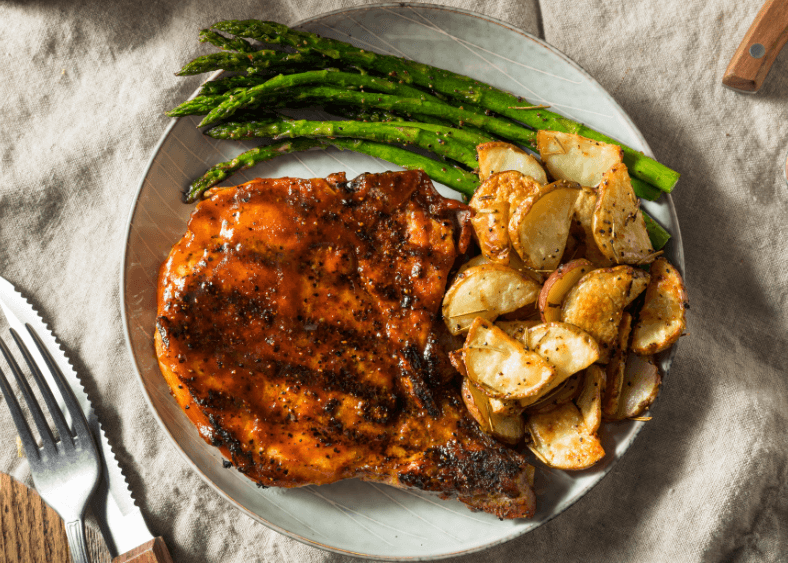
[0,473,110,563]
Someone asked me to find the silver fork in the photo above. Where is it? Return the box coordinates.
[0,324,99,563]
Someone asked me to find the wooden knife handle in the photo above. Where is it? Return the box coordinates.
[112,537,174,563]
[722,0,788,92]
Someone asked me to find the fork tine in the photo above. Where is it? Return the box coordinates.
[0,363,40,462]
[0,337,59,456]
[10,328,75,452]
[22,325,94,443]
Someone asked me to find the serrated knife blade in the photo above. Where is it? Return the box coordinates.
[0,275,171,562]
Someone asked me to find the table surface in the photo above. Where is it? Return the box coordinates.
[0,473,109,563]
[0,1,787,562]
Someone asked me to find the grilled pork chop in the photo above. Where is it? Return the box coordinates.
[155,170,536,518]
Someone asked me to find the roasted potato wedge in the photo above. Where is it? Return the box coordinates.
[461,378,526,443]
[523,372,583,414]
[577,365,605,433]
[526,401,605,470]
[573,186,613,267]
[561,266,649,362]
[536,130,624,188]
[470,201,510,264]
[477,141,548,184]
[495,320,537,346]
[615,354,661,419]
[603,313,633,419]
[461,375,490,428]
[455,253,489,277]
[593,164,654,264]
[528,322,600,383]
[463,318,555,400]
[538,259,593,322]
[509,181,580,271]
[442,264,542,335]
[457,252,544,284]
[448,349,467,377]
[631,258,688,354]
[469,171,542,265]
[488,395,527,416]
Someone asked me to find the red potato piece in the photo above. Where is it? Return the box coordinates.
[442,264,541,335]
[463,318,556,401]
[520,322,600,408]
[526,401,605,470]
[461,376,491,430]
[538,259,593,323]
[561,266,649,363]
[603,313,633,419]
[470,202,511,264]
[573,186,613,267]
[469,171,542,265]
[495,320,538,346]
[577,365,605,433]
[631,258,688,354]
[523,372,583,414]
[476,141,548,184]
[457,252,545,284]
[448,349,467,377]
[528,322,600,382]
[536,130,624,188]
[593,164,654,264]
[461,378,526,443]
[508,181,580,271]
[615,354,661,419]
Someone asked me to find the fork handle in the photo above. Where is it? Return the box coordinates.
[113,537,174,563]
[65,519,91,563]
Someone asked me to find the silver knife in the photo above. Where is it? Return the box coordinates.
[0,275,172,563]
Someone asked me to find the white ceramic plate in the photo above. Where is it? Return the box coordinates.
[121,4,683,560]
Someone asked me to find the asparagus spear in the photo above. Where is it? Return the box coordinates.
[176,49,333,76]
[198,30,255,53]
[181,83,664,200]
[166,87,251,118]
[199,85,537,149]
[186,138,480,202]
[198,74,271,96]
[642,211,671,250]
[186,138,322,202]
[212,20,678,193]
[323,106,494,145]
[198,69,449,126]
[207,116,480,168]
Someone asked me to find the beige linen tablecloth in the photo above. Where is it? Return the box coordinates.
[1,0,787,561]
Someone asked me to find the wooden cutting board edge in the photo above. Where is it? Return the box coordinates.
[0,472,110,563]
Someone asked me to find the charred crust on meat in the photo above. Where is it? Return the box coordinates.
[156,171,535,518]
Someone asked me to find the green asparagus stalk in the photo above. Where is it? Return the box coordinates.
[205,116,481,169]
[642,211,671,250]
[321,106,494,146]
[176,49,333,76]
[186,138,480,202]
[166,87,250,118]
[198,69,449,126]
[200,85,537,148]
[212,20,678,193]
[198,30,255,53]
[328,138,480,195]
[199,74,271,96]
[186,139,322,202]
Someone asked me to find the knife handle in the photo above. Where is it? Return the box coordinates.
[112,537,174,563]
[722,0,788,92]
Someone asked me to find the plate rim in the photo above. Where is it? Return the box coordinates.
[119,3,684,560]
